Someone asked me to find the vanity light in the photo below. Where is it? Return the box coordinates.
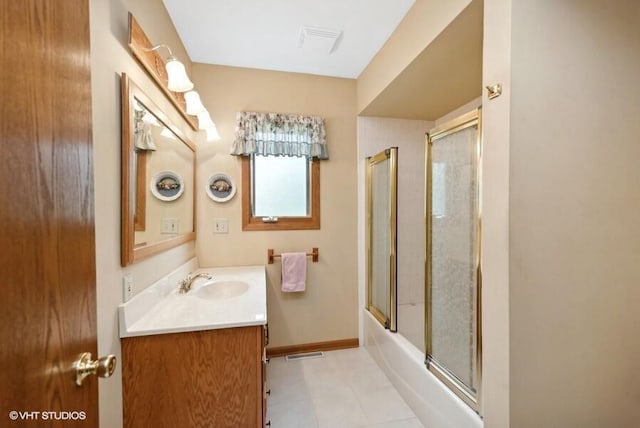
[206,125,221,142]
[165,57,194,92]
[197,110,221,141]
[197,111,215,130]
[143,44,194,93]
[185,91,206,116]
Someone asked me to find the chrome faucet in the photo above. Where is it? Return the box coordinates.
[178,272,213,294]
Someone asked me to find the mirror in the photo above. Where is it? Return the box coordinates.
[121,73,196,266]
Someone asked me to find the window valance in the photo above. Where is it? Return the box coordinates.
[231,111,328,159]
[134,110,157,151]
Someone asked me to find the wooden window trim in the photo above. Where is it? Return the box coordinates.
[241,156,320,231]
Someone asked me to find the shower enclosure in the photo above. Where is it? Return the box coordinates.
[365,147,398,332]
[425,109,482,411]
[360,114,483,427]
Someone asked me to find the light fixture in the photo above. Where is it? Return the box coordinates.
[165,57,193,92]
[196,110,220,141]
[206,125,221,142]
[185,91,206,116]
[144,44,193,92]
[197,111,214,130]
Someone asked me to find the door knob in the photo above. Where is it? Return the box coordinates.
[74,352,116,386]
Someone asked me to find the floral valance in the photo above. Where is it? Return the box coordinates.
[231,111,328,159]
[134,110,157,151]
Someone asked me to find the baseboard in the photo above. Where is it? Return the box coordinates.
[266,338,359,358]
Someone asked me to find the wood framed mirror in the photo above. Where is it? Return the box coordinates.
[121,73,196,266]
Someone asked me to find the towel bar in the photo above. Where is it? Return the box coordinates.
[267,248,319,264]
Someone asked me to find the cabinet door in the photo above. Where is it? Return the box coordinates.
[123,326,263,428]
[262,324,269,427]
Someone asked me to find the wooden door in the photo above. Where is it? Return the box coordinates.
[0,0,99,426]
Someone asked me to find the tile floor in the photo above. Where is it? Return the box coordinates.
[266,347,424,428]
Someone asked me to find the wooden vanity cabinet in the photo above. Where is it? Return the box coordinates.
[262,323,269,426]
[122,324,267,428]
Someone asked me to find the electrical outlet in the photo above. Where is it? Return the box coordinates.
[123,273,133,302]
[214,218,229,234]
[161,217,178,234]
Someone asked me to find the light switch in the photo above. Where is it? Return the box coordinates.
[123,273,133,302]
[161,217,178,234]
[214,218,229,234]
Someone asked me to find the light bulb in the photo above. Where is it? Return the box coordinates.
[197,111,214,130]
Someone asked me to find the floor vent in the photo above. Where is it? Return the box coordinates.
[285,351,324,361]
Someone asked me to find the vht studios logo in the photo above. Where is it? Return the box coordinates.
[9,411,87,421]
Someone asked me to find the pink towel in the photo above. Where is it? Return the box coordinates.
[281,252,307,292]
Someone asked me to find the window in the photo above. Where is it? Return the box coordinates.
[253,155,309,217]
[241,155,320,230]
[232,111,327,231]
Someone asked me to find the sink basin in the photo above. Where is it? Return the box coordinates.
[194,280,250,300]
[118,265,266,338]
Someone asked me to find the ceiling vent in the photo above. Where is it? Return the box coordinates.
[297,25,344,54]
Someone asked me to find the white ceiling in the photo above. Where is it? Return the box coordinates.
[162,0,415,79]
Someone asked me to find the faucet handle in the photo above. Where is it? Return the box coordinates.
[178,276,190,294]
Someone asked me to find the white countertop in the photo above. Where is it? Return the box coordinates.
[118,265,267,338]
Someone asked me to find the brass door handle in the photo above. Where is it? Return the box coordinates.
[74,352,116,386]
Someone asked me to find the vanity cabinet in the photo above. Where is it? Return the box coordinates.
[122,324,267,428]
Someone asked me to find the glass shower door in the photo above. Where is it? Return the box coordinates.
[366,148,398,331]
[426,109,481,411]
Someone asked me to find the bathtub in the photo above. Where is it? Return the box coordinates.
[363,310,483,428]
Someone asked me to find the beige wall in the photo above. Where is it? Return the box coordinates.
[356,0,472,113]
[192,64,358,349]
[358,0,483,121]
[434,97,482,127]
[509,1,640,427]
[479,0,511,425]
[90,1,196,426]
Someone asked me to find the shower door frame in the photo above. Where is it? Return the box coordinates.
[366,147,398,332]
[425,109,482,412]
